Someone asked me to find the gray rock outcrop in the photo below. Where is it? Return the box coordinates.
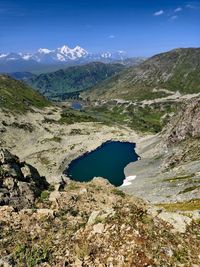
[0,148,48,210]
[166,97,200,145]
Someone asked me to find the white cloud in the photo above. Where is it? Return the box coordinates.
[185,2,200,9]
[170,15,178,20]
[154,10,164,16]
[174,7,182,12]
[108,35,115,39]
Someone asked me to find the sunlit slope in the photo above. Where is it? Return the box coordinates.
[83,48,200,101]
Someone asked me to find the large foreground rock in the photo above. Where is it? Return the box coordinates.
[0,148,48,210]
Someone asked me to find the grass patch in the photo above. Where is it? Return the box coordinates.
[86,101,179,134]
[66,182,80,191]
[157,198,200,211]
[86,105,129,126]
[75,242,91,260]
[127,103,177,133]
[178,185,200,195]
[40,190,50,200]
[59,109,97,124]
[111,188,125,197]
[14,244,50,267]
[26,247,49,267]
[0,166,6,177]
[50,136,62,143]
[163,174,194,183]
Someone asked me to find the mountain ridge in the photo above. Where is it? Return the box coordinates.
[0,45,127,63]
[0,44,145,73]
[82,47,200,101]
[25,62,126,100]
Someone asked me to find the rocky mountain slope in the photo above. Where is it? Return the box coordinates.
[0,154,200,266]
[123,95,200,205]
[166,96,200,145]
[0,75,50,112]
[25,62,125,100]
[162,96,200,169]
[83,48,200,101]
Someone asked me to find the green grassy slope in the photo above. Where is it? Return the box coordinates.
[27,62,125,100]
[83,48,200,101]
[0,75,50,112]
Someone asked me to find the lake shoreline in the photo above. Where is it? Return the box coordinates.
[64,140,138,186]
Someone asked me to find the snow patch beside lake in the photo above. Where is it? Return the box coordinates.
[121,175,136,186]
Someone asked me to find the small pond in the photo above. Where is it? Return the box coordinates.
[71,102,83,110]
[65,141,138,186]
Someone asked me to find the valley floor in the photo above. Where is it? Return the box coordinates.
[1,103,200,207]
[0,106,152,185]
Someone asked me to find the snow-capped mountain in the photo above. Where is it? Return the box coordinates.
[0,44,130,72]
[0,45,127,64]
[29,45,89,63]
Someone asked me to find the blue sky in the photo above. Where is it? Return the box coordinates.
[0,0,199,56]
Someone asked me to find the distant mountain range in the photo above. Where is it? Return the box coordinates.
[0,44,145,73]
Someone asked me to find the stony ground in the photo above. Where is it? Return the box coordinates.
[124,96,200,205]
[0,148,199,267]
[0,106,151,186]
[0,177,200,267]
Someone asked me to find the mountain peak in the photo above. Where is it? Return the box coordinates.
[57,45,71,54]
[73,45,82,50]
[0,53,8,58]
[38,48,52,54]
[0,44,130,72]
[101,52,112,58]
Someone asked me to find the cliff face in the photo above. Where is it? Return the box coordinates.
[166,96,200,145]
[161,97,200,169]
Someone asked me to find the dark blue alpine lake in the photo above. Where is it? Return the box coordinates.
[65,141,138,186]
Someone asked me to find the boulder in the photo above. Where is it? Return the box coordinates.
[0,148,49,210]
[88,208,115,225]
[21,165,32,180]
[158,211,192,233]
[92,223,104,234]
[37,208,55,219]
